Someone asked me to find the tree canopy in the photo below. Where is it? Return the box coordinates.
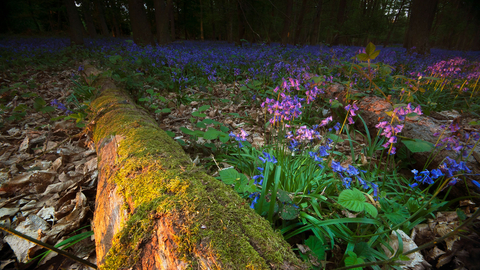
[1,0,479,52]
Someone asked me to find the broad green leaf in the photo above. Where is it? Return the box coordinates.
[344,251,365,270]
[399,255,411,261]
[370,50,380,60]
[219,168,239,185]
[365,42,376,56]
[357,53,369,61]
[165,130,175,138]
[146,89,155,95]
[198,105,210,112]
[33,97,46,111]
[277,189,292,203]
[196,122,207,128]
[203,128,220,140]
[305,236,325,260]
[280,204,299,220]
[180,127,196,136]
[219,133,230,143]
[220,125,229,133]
[363,203,378,218]
[192,111,207,117]
[338,188,365,212]
[402,139,435,153]
[202,118,217,125]
[40,106,55,113]
[327,133,344,143]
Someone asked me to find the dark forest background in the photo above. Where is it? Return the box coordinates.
[1,0,479,54]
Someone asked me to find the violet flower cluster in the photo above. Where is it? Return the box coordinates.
[229,129,248,147]
[331,160,378,197]
[261,94,304,125]
[51,99,72,115]
[344,103,359,125]
[375,103,422,155]
[434,123,479,157]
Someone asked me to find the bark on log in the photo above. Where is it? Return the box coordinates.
[84,65,306,269]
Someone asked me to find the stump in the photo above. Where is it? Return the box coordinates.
[84,65,306,269]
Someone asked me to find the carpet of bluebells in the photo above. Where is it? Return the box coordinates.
[2,37,480,269]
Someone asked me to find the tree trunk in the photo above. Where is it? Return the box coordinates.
[383,0,405,47]
[154,0,170,44]
[403,0,438,54]
[81,0,97,38]
[310,0,323,45]
[64,0,84,45]
[293,0,308,45]
[83,64,306,269]
[332,0,347,45]
[210,0,216,40]
[281,0,293,45]
[93,0,110,36]
[166,0,175,40]
[128,0,155,46]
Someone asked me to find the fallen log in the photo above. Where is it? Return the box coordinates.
[84,65,306,269]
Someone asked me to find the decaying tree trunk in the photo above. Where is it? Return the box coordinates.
[84,65,306,270]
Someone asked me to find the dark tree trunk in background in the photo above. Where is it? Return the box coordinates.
[383,0,405,47]
[281,0,293,45]
[310,0,323,45]
[293,0,308,45]
[106,0,122,37]
[332,0,347,45]
[64,0,84,45]
[27,0,42,32]
[166,0,175,40]
[94,0,110,36]
[210,0,216,39]
[236,0,245,46]
[127,0,155,46]
[154,0,170,44]
[82,0,97,38]
[404,0,438,54]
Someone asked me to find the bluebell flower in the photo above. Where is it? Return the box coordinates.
[259,151,277,164]
[331,160,344,173]
[249,193,260,209]
[472,180,480,191]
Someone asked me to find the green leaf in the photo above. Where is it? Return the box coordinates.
[402,139,435,153]
[202,118,217,125]
[180,127,196,136]
[33,97,46,111]
[165,130,175,138]
[196,122,207,128]
[357,53,369,61]
[344,251,365,270]
[305,236,325,260]
[219,125,229,133]
[370,50,380,60]
[203,128,220,140]
[327,133,344,143]
[219,168,239,185]
[219,133,230,143]
[198,105,210,112]
[456,208,467,221]
[365,42,376,56]
[160,108,171,113]
[280,204,300,220]
[338,188,366,212]
[192,111,207,117]
[277,189,292,203]
[40,106,55,113]
[363,203,378,218]
[398,255,411,261]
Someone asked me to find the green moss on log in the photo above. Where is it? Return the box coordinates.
[91,85,305,269]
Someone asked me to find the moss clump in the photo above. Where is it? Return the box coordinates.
[92,83,305,269]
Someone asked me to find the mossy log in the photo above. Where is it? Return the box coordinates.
[84,65,306,269]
